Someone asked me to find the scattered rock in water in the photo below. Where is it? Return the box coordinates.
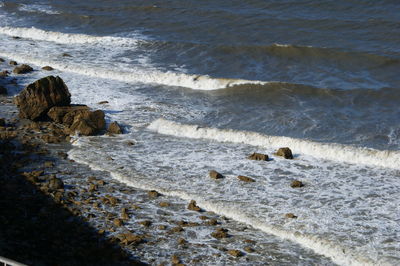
[118,232,143,246]
[44,161,54,168]
[97,180,105,186]
[211,228,228,239]
[237,175,255,182]
[9,60,18,65]
[171,255,180,265]
[113,218,123,227]
[14,76,71,120]
[42,66,54,71]
[107,121,122,134]
[247,152,269,161]
[206,219,218,226]
[159,201,170,207]
[244,247,255,253]
[0,58,4,62]
[276,147,293,159]
[88,183,97,192]
[48,176,64,190]
[285,213,297,219]
[148,190,160,198]
[0,86,7,95]
[62,53,72,57]
[227,249,244,257]
[169,226,184,233]
[187,200,202,212]
[158,225,167,230]
[138,220,152,227]
[13,64,33,74]
[0,118,5,127]
[209,170,224,179]
[98,101,109,104]
[291,180,304,188]
[177,238,187,245]
[126,140,135,146]
[120,208,129,220]
[47,105,89,123]
[0,70,9,77]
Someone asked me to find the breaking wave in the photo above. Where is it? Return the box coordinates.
[148,118,400,170]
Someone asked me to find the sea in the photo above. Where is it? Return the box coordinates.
[0,1,399,265]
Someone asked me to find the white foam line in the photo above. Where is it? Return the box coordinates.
[148,118,400,170]
[68,148,379,266]
[0,26,139,46]
[0,52,269,90]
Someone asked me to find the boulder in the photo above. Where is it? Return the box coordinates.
[9,60,17,65]
[285,213,297,219]
[227,249,244,257]
[0,58,4,62]
[14,76,71,120]
[107,121,122,134]
[47,105,89,123]
[290,180,304,188]
[248,152,269,161]
[187,200,201,212]
[148,190,160,198]
[0,86,7,95]
[237,175,255,182]
[209,170,224,179]
[211,228,228,239]
[69,110,105,136]
[13,64,33,74]
[42,66,54,71]
[276,147,293,159]
[117,232,143,245]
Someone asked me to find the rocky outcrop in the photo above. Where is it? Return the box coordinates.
[47,105,89,124]
[209,170,224,179]
[0,86,7,95]
[248,152,269,161]
[69,110,105,136]
[14,76,71,120]
[13,64,33,74]
[276,147,293,159]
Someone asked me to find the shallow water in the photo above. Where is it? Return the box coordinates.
[1,1,400,265]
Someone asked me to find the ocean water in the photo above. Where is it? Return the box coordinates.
[1,0,399,265]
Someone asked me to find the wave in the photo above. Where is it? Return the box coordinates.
[68,147,379,266]
[0,26,140,46]
[0,51,270,90]
[18,4,60,15]
[148,119,400,170]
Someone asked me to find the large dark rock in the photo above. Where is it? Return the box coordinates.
[248,152,269,161]
[13,64,33,74]
[47,105,89,123]
[276,147,293,159]
[69,110,105,136]
[14,76,71,121]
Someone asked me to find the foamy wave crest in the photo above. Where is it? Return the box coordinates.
[0,52,269,90]
[68,147,378,266]
[148,118,400,170]
[0,26,139,46]
[19,4,60,15]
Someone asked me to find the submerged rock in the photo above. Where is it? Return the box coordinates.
[227,249,244,257]
[211,228,228,239]
[209,170,224,179]
[247,152,269,161]
[0,70,9,77]
[9,60,18,65]
[13,64,33,74]
[285,213,297,219]
[14,76,71,120]
[276,147,293,159]
[237,175,255,182]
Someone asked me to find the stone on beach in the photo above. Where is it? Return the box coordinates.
[247,152,269,161]
[13,64,33,74]
[276,147,293,159]
[14,76,71,120]
[209,170,224,179]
